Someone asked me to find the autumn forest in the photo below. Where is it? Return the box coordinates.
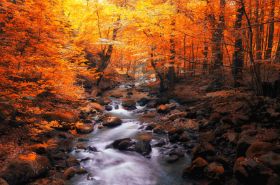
[0,0,280,185]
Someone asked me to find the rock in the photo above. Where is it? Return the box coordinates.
[185,119,199,130]
[0,178,8,185]
[103,116,122,127]
[223,131,238,144]
[205,162,225,180]
[63,167,77,180]
[179,131,190,142]
[1,153,51,185]
[157,105,169,114]
[76,167,88,174]
[29,178,65,185]
[76,143,87,150]
[110,92,123,98]
[246,141,274,158]
[112,138,133,150]
[209,112,222,123]
[75,123,94,134]
[136,132,152,142]
[135,141,152,155]
[167,112,187,121]
[199,131,215,143]
[183,157,208,177]
[90,102,104,112]
[153,126,165,134]
[153,139,166,147]
[97,97,112,105]
[66,156,79,167]
[259,152,280,173]
[137,98,150,106]
[237,134,256,157]
[87,146,98,152]
[192,142,216,158]
[164,155,180,163]
[146,100,157,108]
[233,157,273,184]
[105,105,113,111]
[122,99,136,110]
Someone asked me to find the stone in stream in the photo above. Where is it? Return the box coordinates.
[105,105,113,111]
[137,98,150,106]
[122,99,136,110]
[103,116,122,127]
[135,140,152,156]
[112,138,134,151]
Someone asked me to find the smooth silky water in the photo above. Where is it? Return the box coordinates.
[67,98,192,185]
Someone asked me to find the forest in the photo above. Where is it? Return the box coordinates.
[0,0,279,185]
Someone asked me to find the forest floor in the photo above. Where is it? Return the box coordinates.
[0,76,279,185]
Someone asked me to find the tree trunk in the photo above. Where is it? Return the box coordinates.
[167,17,176,87]
[264,0,275,60]
[232,2,244,86]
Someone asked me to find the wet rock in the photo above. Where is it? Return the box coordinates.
[66,156,79,167]
[103,116,122,127]
[256,129,279,142]
[1,153,51,185]
[233,157,273,184]
[192,142,216,158]
[137,98,150,106]
[75,123,94,134]
[183,157,208,177]
[146,100,157,108]
[135,141,152,155]
[76,167,88,174]
[153,126,165,134]
[136,132,152,142]
[112,138,133,150]
[97,97,112,105]
[246,141,274,158]
[122,99,136,110]
[63,167,77,180]
[76,143,87,150]
[259,152,280,173]
[164,155,180,163]
[205,162,225,180]
[157,104,169,114]
[110,92,123,98]
[87,146,98,152]
[105,105,113,111]
[153,139,166,147]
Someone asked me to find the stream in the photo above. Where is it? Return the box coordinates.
[68,93,192,185]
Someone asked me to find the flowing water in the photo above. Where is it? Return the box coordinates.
[68,98,192,185]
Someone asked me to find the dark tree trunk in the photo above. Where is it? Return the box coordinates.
[150,47,166,92]
[264,0,275,60]
[211,0,225,69]
[232,2,244,86]
[167,17,176,87]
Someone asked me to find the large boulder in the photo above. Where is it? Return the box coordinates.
[233,157,273,185]
[135,141,152,156]
[103,116,122,127]
[0,153,51,185]
[122,99,136,110]
[75,123,94,134]
[112,138,134,151]
[246,141,274,158]
[0,178,8,185]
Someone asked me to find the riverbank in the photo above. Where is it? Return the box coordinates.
[0,78,279,185]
